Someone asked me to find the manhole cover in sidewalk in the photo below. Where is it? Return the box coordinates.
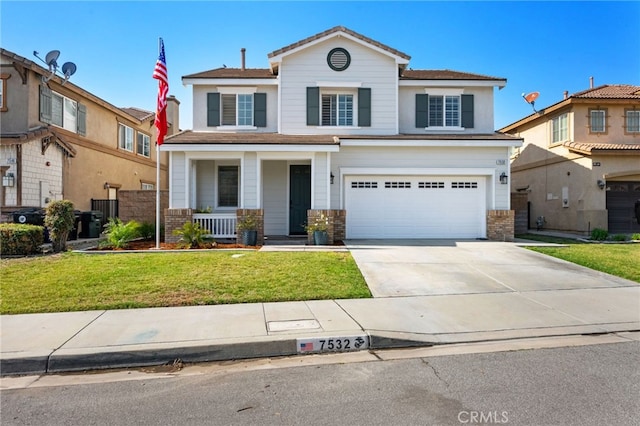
[268,320,321,332]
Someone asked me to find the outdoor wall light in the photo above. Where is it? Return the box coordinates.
[330,172,335,184]
[2,173,14,187]
[104,182,110,189]
[499,172,509,185]
[597,179,606,190]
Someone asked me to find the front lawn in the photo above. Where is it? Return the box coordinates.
[0,251,371,314]
[520,235,640,283]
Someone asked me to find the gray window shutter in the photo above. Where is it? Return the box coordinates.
[40,84,52,124]
[415,94,428,128]
[358,88,371,127]
[254,93,267,127]
[77,103,86,136]
[207,92,220,127]
[461,94,474,128]
[307,87,319,126]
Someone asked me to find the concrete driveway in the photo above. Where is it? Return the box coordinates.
[345,239,635,297]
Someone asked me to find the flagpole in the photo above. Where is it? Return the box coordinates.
[155,37,161,250]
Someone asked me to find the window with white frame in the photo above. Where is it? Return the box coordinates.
[141,182,154,190]
[137,132,150,157]
[52,92,77,132]
[552,113,568,143]
[218,165,239,207]
[589,109,606,133]
[322,93,353,126]
[626,110,640,133]
[0,74,8,111]
[221,94,253,126]
[118,123,134,152]
[429,95,460,127]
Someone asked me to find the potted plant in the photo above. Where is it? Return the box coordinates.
[237,213,258,246]
[305,213,330,245]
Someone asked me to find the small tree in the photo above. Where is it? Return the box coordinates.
[44,200,76,252]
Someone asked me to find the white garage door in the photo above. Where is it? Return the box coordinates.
[345,175,486,239]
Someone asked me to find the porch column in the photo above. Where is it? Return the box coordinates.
[306,209,346,245]
[164,208,193,243]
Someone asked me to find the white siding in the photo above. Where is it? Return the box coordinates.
[398,86,495,134]
[191,85,278,132]
[262,160,288,234]
[170,152,186,208]
[313,152,329,208]
[243,152,257,207]
[279,38,398,135]
[330,146,511,210]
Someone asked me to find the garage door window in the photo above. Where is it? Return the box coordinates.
[419,182,445,189]
[351,181,378,188]
[452,182,478,189]
[385,181,411,188]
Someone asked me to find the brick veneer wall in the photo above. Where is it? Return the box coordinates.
[164,208,193,243]
[306,209,346,245]
[487,210,515,242]
[236,209,264,245]
[119,190,169,225]
[511,192,529,235]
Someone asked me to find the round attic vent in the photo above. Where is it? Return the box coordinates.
[327,48,350,71]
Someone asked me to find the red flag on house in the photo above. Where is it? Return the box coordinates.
[153,38,168,145]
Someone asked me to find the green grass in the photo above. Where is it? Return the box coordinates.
[0,251,371,314]
[518,234,640,283]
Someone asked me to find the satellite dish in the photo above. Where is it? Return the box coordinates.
[62,62,77,78]
[44,50,60,69]
[521,91,540,113]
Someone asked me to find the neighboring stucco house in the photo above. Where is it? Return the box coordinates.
[500,83,640,235]
[0,47,179,220]
[163,26,522,243]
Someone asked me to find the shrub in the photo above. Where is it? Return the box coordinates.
[632,233,640,241]
[100,218,141,249]
[44,200,76,252]
[138,222,156,240]
[611,234,628,242]
[173,221,211,249]
[590,228,608,241]
[0,224,44,255]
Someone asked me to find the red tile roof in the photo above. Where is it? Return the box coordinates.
[571,85,640,99]
[267,26,411,61]
[564,141,640,154]
[120,107,155,121]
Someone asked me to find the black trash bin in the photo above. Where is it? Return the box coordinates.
[13,208,49,242]
[68,210,82,240]
[80,211,103,238]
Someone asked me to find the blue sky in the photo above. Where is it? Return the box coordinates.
[2,1,639,130]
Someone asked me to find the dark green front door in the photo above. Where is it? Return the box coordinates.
[289,165,311,235]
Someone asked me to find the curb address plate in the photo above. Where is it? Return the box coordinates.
[297,335,369,353]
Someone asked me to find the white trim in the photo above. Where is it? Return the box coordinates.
[163,144,340,152]
[399,79,506,88]
[423,88,464,96]
[214,126,258,131]
[316,81,362,88]
[217,86,257,94]
[339,139,523,148]
[168,152,174,208]
[183,78,277,86]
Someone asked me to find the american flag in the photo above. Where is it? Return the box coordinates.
[300,342,314,352]
[152,38,168,145]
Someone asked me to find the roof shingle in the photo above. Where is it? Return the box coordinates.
[401,69,505,81]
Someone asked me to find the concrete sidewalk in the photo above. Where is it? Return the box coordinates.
[1,240,639,376]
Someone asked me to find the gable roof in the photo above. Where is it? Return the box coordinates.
[120,107,155,121]
[267,26,411,61]
[0,126,77,157]
[500,84,640,133]
[183,67,275,79]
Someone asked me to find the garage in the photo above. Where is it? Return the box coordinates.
[345,175,487,238]
[606,181,640,234]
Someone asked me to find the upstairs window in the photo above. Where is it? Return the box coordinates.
[626,110,640,133]
[118,123,134,152]
[322,94,353,126]
[137,132,150,157]
[416,94,474,129]
[429,95,459,127]
[589,109,606,133]
[207,92,266,127]
[552,113,568,143]
[0,73,8,112]
[39,85,86,135]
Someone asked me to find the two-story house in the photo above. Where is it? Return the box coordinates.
[500,83,640,235]
[163,26,522,243]
[0,47,179,222]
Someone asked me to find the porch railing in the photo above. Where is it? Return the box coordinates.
[193,213,237,239]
